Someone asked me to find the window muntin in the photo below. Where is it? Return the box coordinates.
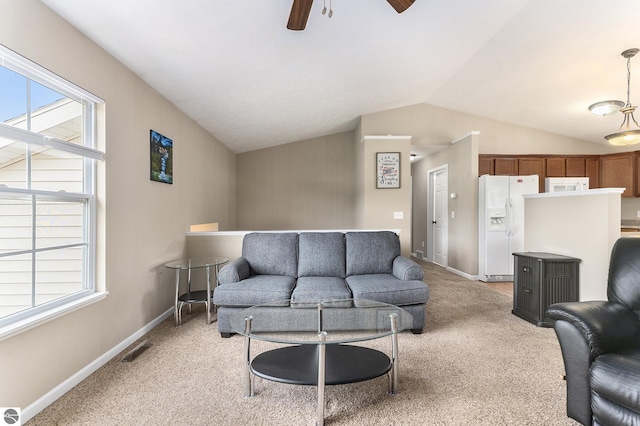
[0,45,103,328]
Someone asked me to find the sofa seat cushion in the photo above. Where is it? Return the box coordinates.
[346,274,429,306]
[291,277,352,308]
[346,231,400,276]
[591,350,640,424]
[243,232,299,277]
[298,232,346,278]
[213,275,296,307]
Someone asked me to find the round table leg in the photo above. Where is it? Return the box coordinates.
[173,269,181,326]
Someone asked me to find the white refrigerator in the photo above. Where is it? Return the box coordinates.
[478,175,539,282]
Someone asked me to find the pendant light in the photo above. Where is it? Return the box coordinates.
[605,48,640,146]
[588,100,624,116]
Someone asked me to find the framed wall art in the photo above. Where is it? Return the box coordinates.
[150,130,173,184]
[376,152,400,189]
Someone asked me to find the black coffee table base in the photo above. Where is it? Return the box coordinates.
[239,308,402,426]
[251,344,392,385]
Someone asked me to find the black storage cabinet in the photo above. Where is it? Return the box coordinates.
[512,252,580,327]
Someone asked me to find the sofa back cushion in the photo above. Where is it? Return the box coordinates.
[242,232,298,277]
[346,231,400,276]
[298,232,346,278]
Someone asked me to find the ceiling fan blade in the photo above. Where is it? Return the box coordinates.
[287,0,314,31]
[386,0,415,13]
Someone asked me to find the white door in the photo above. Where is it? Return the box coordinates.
[433,168,448,267]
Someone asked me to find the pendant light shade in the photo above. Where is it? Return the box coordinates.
[604,48,640,146]
[605,106,640,146]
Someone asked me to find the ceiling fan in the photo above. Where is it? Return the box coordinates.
[287,0,415,31]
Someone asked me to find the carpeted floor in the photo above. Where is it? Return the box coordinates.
[28,262,577,425]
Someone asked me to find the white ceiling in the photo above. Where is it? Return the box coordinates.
[40,0,640,154]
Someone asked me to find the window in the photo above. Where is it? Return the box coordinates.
[0,45,104,334]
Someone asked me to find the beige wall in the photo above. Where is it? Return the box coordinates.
[236,131,356,230]
[524,190,623,301]
[412,133,479,275]
[360,136,412,256]
[6,2,637,417]
[362,103,624,156]
[234,130,412,255]
[234,101,625,276]
[622,198,640,220]
[0,0,235,413]
[360,103,628,277]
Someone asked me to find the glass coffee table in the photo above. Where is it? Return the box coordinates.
[229,299,414,425]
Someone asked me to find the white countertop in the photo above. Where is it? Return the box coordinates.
[523,188,625,199]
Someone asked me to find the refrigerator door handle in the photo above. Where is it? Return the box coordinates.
[506,198,514,237]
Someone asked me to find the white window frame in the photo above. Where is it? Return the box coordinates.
[0,45,105,341]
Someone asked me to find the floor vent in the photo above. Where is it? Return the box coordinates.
[121,340,151,362]
[416,250,424,260]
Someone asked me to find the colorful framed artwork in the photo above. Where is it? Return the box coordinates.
[150,130,173,184]
[376,152,400,188]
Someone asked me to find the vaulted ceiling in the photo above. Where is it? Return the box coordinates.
[41,0,640,153]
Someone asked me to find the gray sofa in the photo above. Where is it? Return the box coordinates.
[213,231,430,337]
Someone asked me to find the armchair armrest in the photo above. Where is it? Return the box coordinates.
[392,256,424,281]
[547,301,640,358]
[217,257,251,285]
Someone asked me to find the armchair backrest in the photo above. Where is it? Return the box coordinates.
[608,237,640,312]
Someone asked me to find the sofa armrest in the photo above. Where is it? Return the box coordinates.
[392,256,424,281]
[547,301,640,358]
[217,257,251,284]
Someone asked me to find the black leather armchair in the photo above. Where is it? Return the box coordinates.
[547,237,640,425]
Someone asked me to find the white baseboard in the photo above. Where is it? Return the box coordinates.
[445,266,476,281]
[21,307,173,423]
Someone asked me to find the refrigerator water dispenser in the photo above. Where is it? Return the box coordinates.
[488,209,507,231]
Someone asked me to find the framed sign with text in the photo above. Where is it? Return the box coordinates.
[376,152,400,189]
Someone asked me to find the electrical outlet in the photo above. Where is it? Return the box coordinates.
[394,211,404,219]
[637,210,640,218]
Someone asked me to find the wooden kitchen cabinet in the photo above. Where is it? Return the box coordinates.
[636,154,640,197]
[585,158,600,188]
[566,157,586,177]
[477,154,615,193]
[479,156,494,175]
[518,158,545,192]
[494,158,518,175]
[518,158,545,176]
[600,153,634,197]
[545,157,566,177]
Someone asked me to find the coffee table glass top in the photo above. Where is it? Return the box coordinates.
[163,257,228,270]
[229,299,413,345]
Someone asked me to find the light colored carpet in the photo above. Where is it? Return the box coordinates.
[28,262,577,425]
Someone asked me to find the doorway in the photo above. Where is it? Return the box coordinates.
[429,166,448,267]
